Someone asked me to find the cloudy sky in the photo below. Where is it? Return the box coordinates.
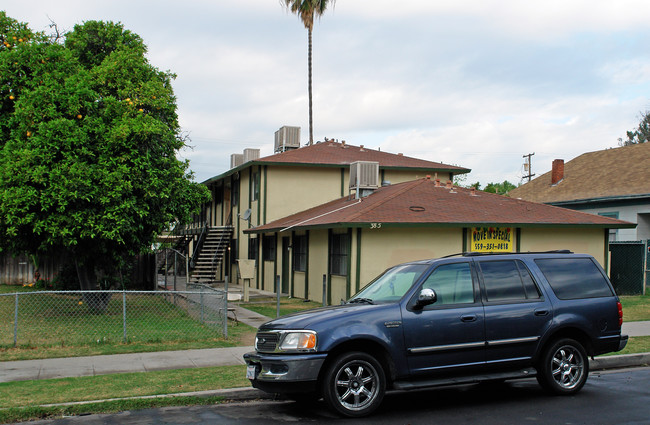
[6,1,650,186]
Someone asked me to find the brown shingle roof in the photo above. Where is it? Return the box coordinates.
[203,141,469,184]
[247,178,634,233]
[509,143,650,204]
[257,140,469,171]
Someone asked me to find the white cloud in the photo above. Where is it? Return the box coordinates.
[6,1,650,185]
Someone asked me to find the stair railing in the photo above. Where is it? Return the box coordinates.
[189,223,209,269]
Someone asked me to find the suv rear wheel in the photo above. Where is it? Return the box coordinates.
[537,338,588,395]
[321,351,386,417]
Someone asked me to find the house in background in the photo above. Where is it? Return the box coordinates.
[509,143,650,242]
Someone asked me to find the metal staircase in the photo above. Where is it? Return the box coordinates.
[189,226,233,283]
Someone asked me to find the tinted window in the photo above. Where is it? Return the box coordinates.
[535,258,614,299]
[479,260,541,302]
[421,263,474,305]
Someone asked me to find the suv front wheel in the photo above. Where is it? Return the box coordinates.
[321,351,386,417]
[537,338,589,395]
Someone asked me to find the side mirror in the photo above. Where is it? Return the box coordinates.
[415,288,437,309]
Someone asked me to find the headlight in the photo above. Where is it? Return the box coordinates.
[278,331,317,352]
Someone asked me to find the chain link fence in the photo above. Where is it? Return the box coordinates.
[609,241,646,295]
[0,289,228,348]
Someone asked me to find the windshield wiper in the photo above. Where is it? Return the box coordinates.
[348,298,375,305]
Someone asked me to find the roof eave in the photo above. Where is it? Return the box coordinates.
[244,220,636,234]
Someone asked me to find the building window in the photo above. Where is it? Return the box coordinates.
[248,237,258,261]
[232,180,239,207]
[214,185,223,205]
[252,171,259,202]
[263,235,276,262]
[330,232,349,276]
[598,212,619,241]
[293,234,307,272]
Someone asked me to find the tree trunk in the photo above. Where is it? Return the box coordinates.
[74,258,112,313]
[308,27,313,146]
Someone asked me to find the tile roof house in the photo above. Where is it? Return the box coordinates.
[246,177,632,304]
[509,143,650,241]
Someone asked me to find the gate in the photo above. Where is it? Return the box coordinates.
[609,241,646,295]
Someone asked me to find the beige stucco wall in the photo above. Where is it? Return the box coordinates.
[265,167,344,223]
[519,228,606,267]
[381,170,452,186]
[331,275,348,305]
[307,231,329,303]
[263,260,275,292]
[293,272,306,299]
[357,227,463,290]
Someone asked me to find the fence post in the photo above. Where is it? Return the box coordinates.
[122,291,127,343]
[224,275,228,338]
[322,274,327,307]
[200,286,205,324]
[173,252,177,291]
[276,275,281,318]
[164,250,168,289]
[13,293,19,347]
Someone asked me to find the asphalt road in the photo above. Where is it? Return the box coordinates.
[21,367,650,425]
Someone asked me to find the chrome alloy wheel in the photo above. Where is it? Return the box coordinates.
[333,359,380,412]
[550,344,585,390]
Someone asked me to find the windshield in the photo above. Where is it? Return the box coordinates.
[349,264,429,304]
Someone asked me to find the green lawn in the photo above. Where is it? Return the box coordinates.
[238,297,320,318]
[0,365,249,424]
[620,294,650,322]
[0,285,256,361]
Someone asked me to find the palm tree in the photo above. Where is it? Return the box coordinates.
[281,0,335,145]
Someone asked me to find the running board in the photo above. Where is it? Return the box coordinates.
[393,368,537,391]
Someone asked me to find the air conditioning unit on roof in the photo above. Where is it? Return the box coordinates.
[243,148,260,163]
[230,153,243,169]
[350,161,379,198]
[275,126,301,153]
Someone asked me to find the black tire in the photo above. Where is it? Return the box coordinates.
[321,351,386,417]
[537,338,589,395]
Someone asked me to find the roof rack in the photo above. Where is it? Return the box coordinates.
[462,250,573,257]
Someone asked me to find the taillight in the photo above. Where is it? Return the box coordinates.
[617,301,623,327]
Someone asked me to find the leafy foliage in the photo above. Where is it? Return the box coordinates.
[0,13,210,287]
[483,181,518,195]
[619,110,650,145]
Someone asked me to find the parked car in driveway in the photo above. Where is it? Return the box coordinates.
[244,251,628,417]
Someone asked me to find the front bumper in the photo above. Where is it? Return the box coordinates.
[244,351,327,394]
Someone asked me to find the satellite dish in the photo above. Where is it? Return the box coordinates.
[241,208,252,221]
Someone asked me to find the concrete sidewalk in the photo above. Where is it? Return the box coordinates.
[2,320,649,384]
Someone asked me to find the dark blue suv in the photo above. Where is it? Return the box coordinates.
[244,251,628,417]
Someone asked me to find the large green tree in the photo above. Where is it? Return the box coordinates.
[281,0,336,145]
[0,13,210,294]
[619,110,650,145]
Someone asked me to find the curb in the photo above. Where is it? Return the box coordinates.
[590,352,650,370]
[30,353,650,409]
[35,387,271,409]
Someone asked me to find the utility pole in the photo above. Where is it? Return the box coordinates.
[522,153,535,182]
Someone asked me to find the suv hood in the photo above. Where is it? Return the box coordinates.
[259,303,390,331]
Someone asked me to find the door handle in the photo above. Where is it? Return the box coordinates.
[461,314,477,322]
[534,309,549,316]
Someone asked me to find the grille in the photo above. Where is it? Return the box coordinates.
[256,332,280,352]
